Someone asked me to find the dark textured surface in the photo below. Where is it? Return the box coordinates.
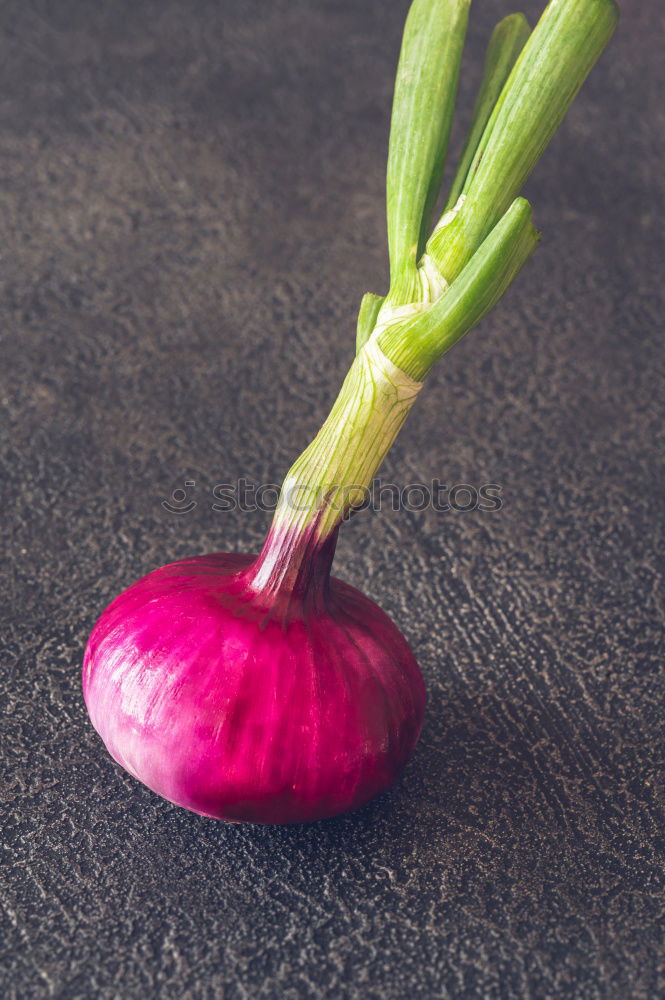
[2,1,663,997]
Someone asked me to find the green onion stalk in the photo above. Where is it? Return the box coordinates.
[253,0,618,592]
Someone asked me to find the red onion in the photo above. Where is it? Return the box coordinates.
[82,0,616,823]
[83,529,426,824]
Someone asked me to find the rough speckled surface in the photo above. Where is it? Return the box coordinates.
[2,1,663,997]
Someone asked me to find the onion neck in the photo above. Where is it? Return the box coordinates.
[243,338,424,605]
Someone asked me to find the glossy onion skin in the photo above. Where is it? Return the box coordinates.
[82,553,426,824]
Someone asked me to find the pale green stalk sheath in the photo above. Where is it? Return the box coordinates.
[356,292,385,353]
[378,197,540,380]
[266,337,425,544]
[444,13,530,212]
[428,0,618,283]
[386,0,470,306]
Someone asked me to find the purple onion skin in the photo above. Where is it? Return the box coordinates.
[82,535,426,824]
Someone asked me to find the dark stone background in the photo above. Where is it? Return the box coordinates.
[2,1,663,997]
